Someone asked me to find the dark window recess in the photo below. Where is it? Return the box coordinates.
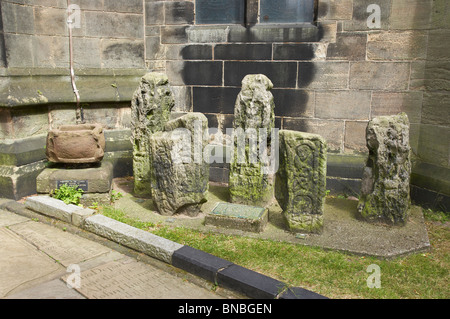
[195,0,245,24]
[261,0,314,24]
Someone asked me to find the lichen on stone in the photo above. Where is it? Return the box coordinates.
[357,113,411,225]
[131,73,175,196]
[229,74,276,206]
[275,130,327,234]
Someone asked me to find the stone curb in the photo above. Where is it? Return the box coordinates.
[24,195,96,227]
[14,196,327,299]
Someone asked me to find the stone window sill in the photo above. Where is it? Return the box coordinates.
[187,23,321,43]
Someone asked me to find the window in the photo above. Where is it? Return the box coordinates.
[196,0,245,24]
[260,0,314,23]
[195,0,314,25]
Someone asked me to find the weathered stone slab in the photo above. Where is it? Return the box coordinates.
[25,195,96,226]
[46,123,106,164]
[131,72,175,196]
[275,130,327,234]
[150,112,209,216]
[25,195,81,223]
[229,74,276,206]
[36,161,113,194]
[205,202,268,233]
[83,214,183,264]
[358,113,411,225]
[9,221,110,267]
[0,228,62,298]
[60,257,221,299]
[0,209,29,227]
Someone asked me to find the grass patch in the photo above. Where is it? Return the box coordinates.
[100,206,449,299]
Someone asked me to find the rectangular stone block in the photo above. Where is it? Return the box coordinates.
[1,2,35,34]
[166,44,212,60]
[390,0,432,30]
[217,264,286,299]
[315,90,371,120]
[224,61,297,88]
[71,208,96,227]
[205,202,269,233]
[215,44,272,61]
[421,92,449,126]
[101,39,145,69]
[343,0,392,31]
[272,89,315,118]
[161,26,189,44]
[25,195,80,223]
[326,33,367,61]
[167,61,223,86]
[317,0,353,21]
[4,34,33,68]
[424,61,450,92]
[103,0,142,13]
[344,121,368,153]
[186,26,229,43]
[273,43,326,61]
[418,124,450,168]
[349,62,410,90]
[145,1,164,25]
[298,62,349,89]
[83,214,183,264]
[85,12,143,38]
[283,118,344,153]
[172,246,234,284]
[36,161,113,194]
[193,86,240,115]
[228,25,320,43]
[371,92,423,124]
[164,1,194,25]
[367,31,428,61]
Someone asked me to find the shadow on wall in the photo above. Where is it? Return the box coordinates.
[179,23,326,137]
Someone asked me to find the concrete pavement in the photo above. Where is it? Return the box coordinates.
[0,204,237,299]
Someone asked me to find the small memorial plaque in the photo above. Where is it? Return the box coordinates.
[205,202,268,233]
[57,180,89,192]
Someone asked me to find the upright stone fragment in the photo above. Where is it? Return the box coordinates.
[229,74,276,206]
[150,113,209,216]
[131,73,175,196]
[358,113,411,225]
[275,130,327,234]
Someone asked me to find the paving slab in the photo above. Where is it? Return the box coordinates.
[8,221,111,267]
[0,208,234,300]
[0,209,29,227]
[0,227,63,298]
[60,257,223,299]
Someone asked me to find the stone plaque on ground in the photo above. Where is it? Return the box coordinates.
[131,73,175,196]
[358,113,411,225]
[275,130,327,234]
[205,202,268,233]
[229,74,276,206]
